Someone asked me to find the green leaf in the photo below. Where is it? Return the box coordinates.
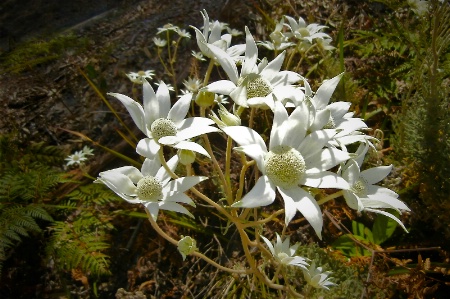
[372,210,399,245]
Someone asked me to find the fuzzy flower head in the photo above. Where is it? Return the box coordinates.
[224,101,351,238]
[261,233,308,269]
[204,27,302,108]
[96,155,207,220]
[302,261,336,290]
[108,80,219,159]
[126,70,155,84]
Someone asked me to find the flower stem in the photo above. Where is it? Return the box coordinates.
[317,190,343,205]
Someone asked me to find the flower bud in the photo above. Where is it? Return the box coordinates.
[178,149,196,165]
[178,236,197,261]
[210,104,241,128]
[195,90,215,107]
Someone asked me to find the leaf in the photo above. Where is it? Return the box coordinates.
[372,210,399,245]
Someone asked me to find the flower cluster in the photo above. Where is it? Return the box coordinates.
[65,145,94,167]
[94,10,410,296]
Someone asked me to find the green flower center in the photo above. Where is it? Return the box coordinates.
[264,145,306,189]
[298,28,310,37]
[151,118,177,141]
[237,74,273,99]
[323,115,336,129]
[351,179,367,197]
[136,176,163,202]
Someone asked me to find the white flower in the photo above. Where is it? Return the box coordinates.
[258,17,294,51]
[226,27,243,37]
[284,16,332,44]
[224,101,351,237]
[82,145,94,156]
[191,10,245,61]
[302,261,336,290]
[65,150,88,166]
[261,233,309,269]
[203,27,302,108]
[96,155,207,220]
[408,0,429,16]
[175,28,191,39]
[157,23,180,34]
[153,37,167,47]
[182,77,203,93]
[191,51,206,61]
[107,80,219,158]
[341,144,410,231]
[126,70,155,84]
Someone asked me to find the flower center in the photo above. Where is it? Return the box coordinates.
[136,176,163,202]
[351,179,367,197]
[277,252,289,261]
[264,145,306,189]
[150,118,177,141]
[298,28,310,37]
[323,115,336,129]
[237,74,273,99]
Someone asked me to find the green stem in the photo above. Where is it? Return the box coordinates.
[316,190,343,205]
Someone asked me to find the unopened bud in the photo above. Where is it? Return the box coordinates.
[195,91,215,107]
[178,236,197,261]
[178,149,196,165]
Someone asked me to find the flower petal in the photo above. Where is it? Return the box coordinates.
[159,202,194,218]
[204,80,237,95]
[260,51,285,82]
[223,126,267,150]
[361,165,392,185]
[206,43,239,84]
[172,140,211,158]
[108,92,146,135]
[168,93,192,125]
[312,73,343,110]
[301,171,350,189]
[278,186,323,239]
[298,129,336,160]
[136,138,160,158]
[241,27,258,76]
[232,176,276,208]
[143,80,159,125]
[166,176,208,193]
[306,148,350,172]
[141,157,161,177]
[234,144,266,171]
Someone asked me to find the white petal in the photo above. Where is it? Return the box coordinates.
[234,144,266,171]
[269,100,289,150]
[361,165,392,185]
[178,117,215,131]
[168,93,192,125]
[270,71,302,86]
[343,191,362,211]
[241,27,258,76]
[310,109,331,131]
[260,51,285,81]
[229,85,248,107]
[298,129,336,160]
[341,160,360,185]
[176,125,219,141]
[301,171,350,189]
[156,155,178,183]
[141,157,161,177]
[166,176,208,193]
[278,187,323,239]
[277,186,297,225]
[173,140,211,158]
[206,43,239,83]
[155,81,171,118]
[306,148,350,172]
[159,202,194,218]
[99,171,137,197]
[328,102,351,119]
[108,92,146,135]
[260,235,275,256]
[223,126,267,150]
[165,192,195,206]
[364,208,408,232]
[232,176,276,208]
[144,202,160,220]
[136,138,160,158]
[204,80,236,95]
[209,21,222,43]
[279,103,310,149]
[143,80,159,125]
[312,73,343,110]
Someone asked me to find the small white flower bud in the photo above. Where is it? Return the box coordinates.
[178,149,196,165]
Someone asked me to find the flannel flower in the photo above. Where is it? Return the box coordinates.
[108,80,219,158]
[224,101,350,238]
[96,155,207,220]
[341,144,410,230]
[191,10,245,61]
[203,27,301,108]
[261,233,308,269]
[126,70,155,84]
[302,261,336,290]
[284,16,332,45]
